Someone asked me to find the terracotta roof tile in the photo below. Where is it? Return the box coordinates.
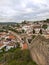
[0,43,4,47]
[22,43,28,50]
[9,35,16,39]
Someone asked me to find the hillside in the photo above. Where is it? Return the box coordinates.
[0,22,16,25]
[0,48,37,65]
[30,35,49,65]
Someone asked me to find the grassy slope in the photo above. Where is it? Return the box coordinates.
[0,48,37,65]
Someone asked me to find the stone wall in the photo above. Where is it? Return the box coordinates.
[29,35,49,65]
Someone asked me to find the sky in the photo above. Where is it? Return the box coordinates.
[0,0,49,22]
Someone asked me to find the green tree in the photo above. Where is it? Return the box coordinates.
[22,29,25,33]
[46,19,49,23]
[22,20,27,24]
[39,29,42,34]
[16,23,20,27]
[42,24,48,30]
[33,29,35,34]
[32,35,35,39]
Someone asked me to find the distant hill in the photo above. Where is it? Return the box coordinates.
[0,22,16,25]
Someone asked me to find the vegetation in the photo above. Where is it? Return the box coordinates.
[32,35,36,39]
[42,24,48,30]
[39,29,42,34]
[8,27,20,34]
[22,29,25,33]
[28,35,36,43]
[16,23,20,27]
[0,48,37,65]
[46,19,49,23]
[22,20,27,24]
[33,29,35,34]
[28,39,32,43]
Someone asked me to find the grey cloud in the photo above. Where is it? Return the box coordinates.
[0,0,49,22]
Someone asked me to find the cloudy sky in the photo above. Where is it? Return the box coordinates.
[0,0,49,22]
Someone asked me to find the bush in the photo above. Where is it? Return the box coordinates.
[42,24,48,29]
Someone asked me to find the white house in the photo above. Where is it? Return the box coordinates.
[35,28,40,34]
[22,25,31,31]
[22,25,32,34]
[33,24,41,34]
[3,41,10,45]
[46,26,49,33]
[6,43,17,51]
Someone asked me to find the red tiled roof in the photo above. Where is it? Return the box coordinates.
[0,43,4,47]
[22,43,28,50]
[33,25,41,28]
[9,35,16,39]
